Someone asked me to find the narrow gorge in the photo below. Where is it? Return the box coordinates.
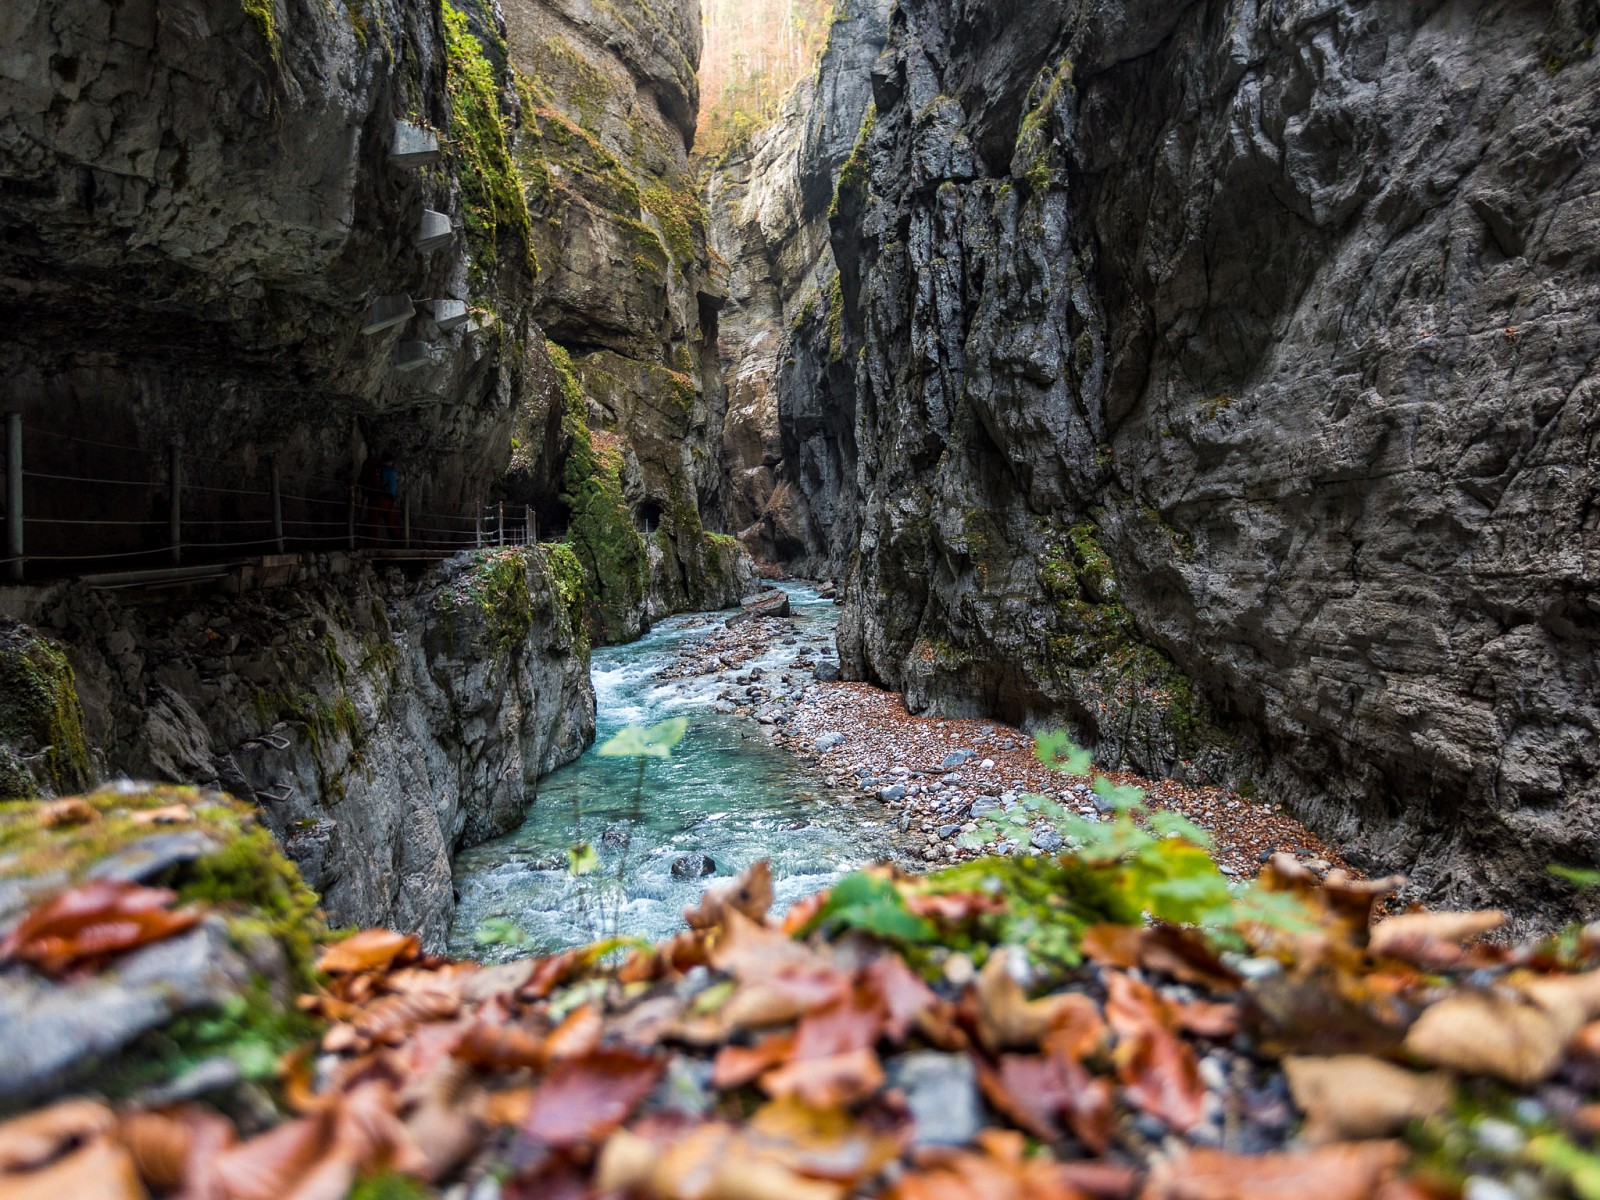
[2,0,1599,1194]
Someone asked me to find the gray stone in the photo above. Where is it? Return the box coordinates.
[85,831,220,885]
[1030,829,1064,853]
[888,1052,983,1147]
[671,853,717,878]
[814,731,847,752]
[812,662,841,682]
[877,785,906,802]
[938,824,961,839]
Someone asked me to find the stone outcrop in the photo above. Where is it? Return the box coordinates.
[0,549,593,948]
[0,0,547,548]
[706,0,889,574]
[499,0,752,634]
[745,0,1600,920]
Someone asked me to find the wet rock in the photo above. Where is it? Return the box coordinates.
[814,731,847,752]
[812,662,841,682]
[1030,829,1064,853]
[727,591,792,626]
[671,853,717,878]
[878,785,907,802]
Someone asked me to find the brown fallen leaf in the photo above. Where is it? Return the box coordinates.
[1369,910,1506,968]
[1283,1055,1453,1143]
[118,1106,236,1192]
[888,1129,1097,1200]
[713,1032,796,1089]
[760,1047,885,1108]
[523,1049,665,1148]
[37,798,98,828]
[904,891,1006,923]
[316,929,420,976]
[1106,973,1206,1132]
[974,949,1084,1052]
[976,1051,1114,1152]
[744,1095,907,1182]
[0,881,203,977]
[1403,988,1572,1087]
[684,859,775,932]
[544,1005,604,1062]
[598,1123,848,1200]
[0,1136,145,1200]
[452,1021,546,1071]
[1140,1141,1410,1200]
[0,1099,117,1172]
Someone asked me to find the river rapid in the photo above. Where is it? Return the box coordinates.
[447,583,896,959]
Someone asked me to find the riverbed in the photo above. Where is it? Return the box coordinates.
[447,583,896,959]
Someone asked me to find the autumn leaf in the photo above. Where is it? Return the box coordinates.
[974,949,1089,1052]
[544,1005,604,1062]
[903,891,1006,923]
[37,798,97,828]
[0,880,203,976]
[129,804,195,826]
[684,859,776,932]
[598,1124,849,1200]
[1105,973,1207,1132]
[316,928,420,976]
[523,1049,665,1148]
[1368,909,1506,969]
[976,1052,1114,1151]
[713,1032,796,1089]
[744,1095,907,1182]
[0,1136,145,1200]
[0,1099,117,1173]
[1283,1056,1453,1143]
[887,1129,1098,1200]
[761,1048,886,1109]
[1141,1141,1409,1200]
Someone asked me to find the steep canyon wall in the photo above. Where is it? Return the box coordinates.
[733,0,1600,916]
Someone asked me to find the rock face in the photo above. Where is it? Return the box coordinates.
[0,549,593,948]
[706,0,890,574]
[754,1,1600,918]
[0,0,546,547]
[499,0,752,636]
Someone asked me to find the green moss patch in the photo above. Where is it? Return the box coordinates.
[0,626,91,797]
[443,2,537,294]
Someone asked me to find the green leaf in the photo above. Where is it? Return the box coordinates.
[598,717,690,759]
[473,917,529,947]
[1035,731,1093,776]
[958,828,994,849]
[568,842,600,876]
[1150,809,1214,848]
[809,872,936,944]
[1218,884,1322,934]
[1091,775,1146,811]
[1550,865,1600,889]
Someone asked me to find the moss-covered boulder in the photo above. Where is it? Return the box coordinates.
[0,785,324,1112]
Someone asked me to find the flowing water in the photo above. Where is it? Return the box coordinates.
[447,583,897,959]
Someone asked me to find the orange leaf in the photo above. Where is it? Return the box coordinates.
[761,1047,885,1108]
[904,892,1006,923]
[712,1032,796,1089]
[544,1005,604,1062]
[37,799,97,828]
[129,804,195,826]
[0,1099,116,1172]
[865,953,937,1042]
[523,1049,665,1148]
[0,881,203,977]
[976,1052,1114,1152]
[316,929,419,976]
[453,1022,546,1071]
[0,1136,145,1200]
[1141,1142,1409,1200]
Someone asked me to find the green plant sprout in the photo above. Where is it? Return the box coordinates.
[960,732,1318,936]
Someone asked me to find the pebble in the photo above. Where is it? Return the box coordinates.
[1462,1180,1521,1200]
[888,1053,984,1147]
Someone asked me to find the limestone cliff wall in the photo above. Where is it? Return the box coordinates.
[809,0,1600,917]
[0,550,593,948]
[500,0,751,636]
[706,0,888,575]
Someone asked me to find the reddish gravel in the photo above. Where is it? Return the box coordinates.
[655,605,1345,880]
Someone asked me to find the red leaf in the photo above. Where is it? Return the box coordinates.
[865,953,937,1042]
[523,1050,665,1148]
[712,1032,795,1089]
[0,881,202,977]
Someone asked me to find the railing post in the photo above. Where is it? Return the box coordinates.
[474,500,482,549]
[403,492,411,550]
[497,500,505,547]
[347,482,357,551]
[269,458,284,554]
[5,413,21,583]
[168,442,182,566]
[525,504,532,547]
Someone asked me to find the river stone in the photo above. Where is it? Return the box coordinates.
[1031,829,1065,853]
[889,1052,983,1147]
[878,785,907,802]
[671,853,717,878]
[814,731,847,752]
[812,662,841,682]
[941,750,975,769]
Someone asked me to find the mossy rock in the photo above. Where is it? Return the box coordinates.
[0,621,92,797]
[0,785,328,1108]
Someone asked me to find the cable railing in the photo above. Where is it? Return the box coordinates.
[0,414,541,583]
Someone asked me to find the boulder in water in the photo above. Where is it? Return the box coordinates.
[727,590,791,626]
[671,853,717,878]
[813,662,841,683]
